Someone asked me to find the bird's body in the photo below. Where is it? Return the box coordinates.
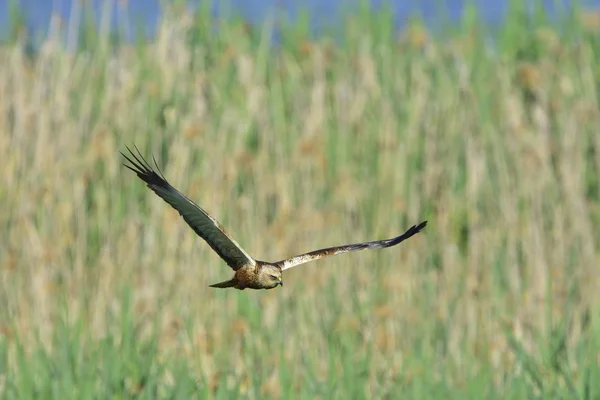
[121,146,427,290]
[211,263,282,290]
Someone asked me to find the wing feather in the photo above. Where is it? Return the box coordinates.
[121,146,256,271]
[277,221,427,271]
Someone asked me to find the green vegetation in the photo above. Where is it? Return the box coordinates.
[1,2,600,398]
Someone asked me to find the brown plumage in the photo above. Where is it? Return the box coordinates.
[121,146,427,290]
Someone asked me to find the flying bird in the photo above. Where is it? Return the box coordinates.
[121,146,427,290]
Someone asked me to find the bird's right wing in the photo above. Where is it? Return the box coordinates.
[277,221,427,271]
[121,146,256,271]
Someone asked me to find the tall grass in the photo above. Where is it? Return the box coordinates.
[1,2,600,398]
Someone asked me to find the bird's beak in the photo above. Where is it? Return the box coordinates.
[279,280,283,287]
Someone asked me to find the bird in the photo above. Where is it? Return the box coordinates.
[121,146,427,290]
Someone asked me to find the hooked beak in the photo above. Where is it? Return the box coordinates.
[279,280,283,287]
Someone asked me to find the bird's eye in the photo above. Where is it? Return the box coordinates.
[269,275,279,280]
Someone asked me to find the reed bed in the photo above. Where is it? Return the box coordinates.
[1,2,599,398]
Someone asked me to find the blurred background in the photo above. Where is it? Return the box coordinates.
[2,0,599,42]
[1,0,600,398]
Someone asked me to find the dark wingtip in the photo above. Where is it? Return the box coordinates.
[385,220,428,247]
[120,144,170,189]
[406,220,427,237]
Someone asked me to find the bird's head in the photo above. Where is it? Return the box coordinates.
[259,264,283,289]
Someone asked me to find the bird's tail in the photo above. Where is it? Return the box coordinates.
[209,279,238,289]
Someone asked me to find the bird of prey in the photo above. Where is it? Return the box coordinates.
[121,146,427,290]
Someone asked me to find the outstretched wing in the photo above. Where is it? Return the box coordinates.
[121,146,256,271]
[277,221,427,271]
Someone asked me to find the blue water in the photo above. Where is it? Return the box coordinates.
[0,0,598,42]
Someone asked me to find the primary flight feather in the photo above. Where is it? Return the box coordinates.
[121,146,427,290]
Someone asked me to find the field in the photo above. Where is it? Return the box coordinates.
[1,1,600,398]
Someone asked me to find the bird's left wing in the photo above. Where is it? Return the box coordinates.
[277,221,427,271]
[121,146,256,271]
